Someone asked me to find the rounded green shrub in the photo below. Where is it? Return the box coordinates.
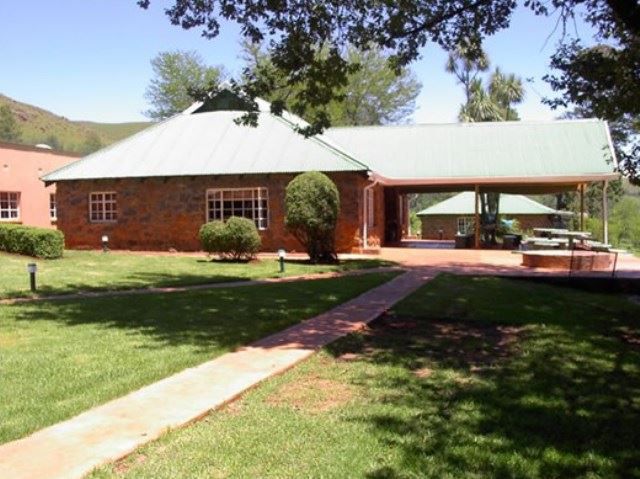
[0,224,64,259]
[285,171,340,263]
[199,217,261,261]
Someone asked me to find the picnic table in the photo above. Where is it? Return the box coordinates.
[532,228,592,249]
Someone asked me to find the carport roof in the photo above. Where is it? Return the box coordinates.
[326,119,618,187]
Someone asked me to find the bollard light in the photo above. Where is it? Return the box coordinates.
[101,235,109,253]
[277,248,286,273]
[27,263,37,292]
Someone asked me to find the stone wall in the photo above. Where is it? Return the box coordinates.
[56,172,375,252]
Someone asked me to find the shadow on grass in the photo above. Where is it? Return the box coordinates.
[327,276,640,478]
[10,274,394,353]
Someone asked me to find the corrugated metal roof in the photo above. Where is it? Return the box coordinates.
[43,91,617,184]
[326,120,616,181]
[417,192,565,216]
[43,101,367,182]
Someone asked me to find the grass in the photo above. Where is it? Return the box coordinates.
[1,93,149,152]
[0,272,397,444]
[0,250,394,299]
[92,274,640,478]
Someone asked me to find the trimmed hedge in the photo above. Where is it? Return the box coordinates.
[199,217,261,261]
[285,171,340,263]
[0,224,65,259]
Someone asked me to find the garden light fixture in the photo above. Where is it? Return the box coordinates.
[27,263,37,292]
[278,248,286,273]
[101,235,109,253]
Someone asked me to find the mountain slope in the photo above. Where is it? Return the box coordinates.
[0,93,150,154]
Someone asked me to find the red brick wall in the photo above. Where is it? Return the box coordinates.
[56,172,373,252]
[420,214,555,239]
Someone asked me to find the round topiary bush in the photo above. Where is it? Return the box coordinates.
[223,216,261,260]
[285,171,340,263]
[199,220,228,255]
[199,217,261,261]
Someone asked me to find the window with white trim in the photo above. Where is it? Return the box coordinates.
[206,188,268,230]
[0,192,20,220]
[89,192,117,222]
[457,216,474,235]
[49,193,57,220]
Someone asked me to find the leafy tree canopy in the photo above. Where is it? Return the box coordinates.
[144,50,226,120]
[0,105,21,142]
[242,42,421,127]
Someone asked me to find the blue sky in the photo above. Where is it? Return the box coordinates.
[0,1,596,124]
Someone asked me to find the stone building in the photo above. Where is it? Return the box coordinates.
[417,192,573,240]
[42,89,618,252]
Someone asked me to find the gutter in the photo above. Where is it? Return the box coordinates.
[362,173,380,249]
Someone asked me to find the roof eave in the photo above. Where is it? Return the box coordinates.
[373,172,620,186]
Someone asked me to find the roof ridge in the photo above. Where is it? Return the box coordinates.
[329,118,602,130]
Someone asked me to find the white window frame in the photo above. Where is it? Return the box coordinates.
[457,216,475,235]
[366,188,375,228]
[0,191,20,221]
[206,187,269,230]
[49,193,57,221]
[89,191,118,223]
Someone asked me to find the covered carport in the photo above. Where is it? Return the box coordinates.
[327,119,619,248]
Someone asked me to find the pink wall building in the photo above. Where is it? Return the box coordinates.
[0,143,79,228]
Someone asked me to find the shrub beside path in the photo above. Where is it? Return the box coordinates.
[0,268,432,479]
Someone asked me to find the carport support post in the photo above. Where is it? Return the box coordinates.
[602,180,609,244]
[474,185,480,249]
[579,183,585,231]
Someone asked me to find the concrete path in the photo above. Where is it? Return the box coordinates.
[0,269,432,479]
[0,266,402,305]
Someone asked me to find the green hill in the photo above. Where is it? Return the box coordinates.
[0,93,150,154]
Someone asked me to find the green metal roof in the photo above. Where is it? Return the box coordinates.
[43,87,617,185]
[327,120,617,182]
[43,97,367,182]
[417,192,568,216]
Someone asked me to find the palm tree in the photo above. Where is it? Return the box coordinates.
[447,47,525,244]
[445,43,489,104]
[488,68,525,121]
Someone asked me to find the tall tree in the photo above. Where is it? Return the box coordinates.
[144,50,226,120]
[449,49,524,244]
[0,105,21,142]
[458,66,524,122]
[242,42,421,127]
[445,41,489,104]
[542,2,640,183]
[138,2,636,141]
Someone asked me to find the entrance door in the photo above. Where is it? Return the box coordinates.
[384,188,401,244]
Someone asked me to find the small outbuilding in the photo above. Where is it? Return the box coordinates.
[416,192,573,240]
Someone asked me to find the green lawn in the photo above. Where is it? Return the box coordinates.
[0,272,396,444]
[0,250,393,299]
[93,274,640,478]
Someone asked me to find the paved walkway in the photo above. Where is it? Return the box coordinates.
[0,269,432,479]
[378,246,640,278]
[0,266,402,305]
